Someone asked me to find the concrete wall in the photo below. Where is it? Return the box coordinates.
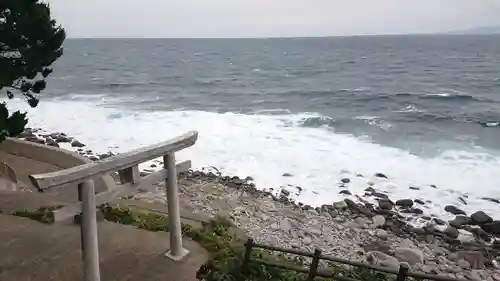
[0,138,116,193]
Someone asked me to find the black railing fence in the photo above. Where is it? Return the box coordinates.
[241,238,468,281]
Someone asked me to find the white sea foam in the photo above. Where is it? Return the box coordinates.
[5,97,500,220]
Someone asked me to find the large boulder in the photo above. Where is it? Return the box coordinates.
[366,251,399,269]
[470,211,493,225]
[333,200,348,210]
[394,247,424,265]
[444,205,466,216]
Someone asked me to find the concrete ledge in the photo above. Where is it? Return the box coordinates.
[0,138,116,193]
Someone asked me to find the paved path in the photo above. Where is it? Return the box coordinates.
[0,214,208,281]
[0,148,209,281]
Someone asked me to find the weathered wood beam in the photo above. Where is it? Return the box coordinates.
[29,131,198,191]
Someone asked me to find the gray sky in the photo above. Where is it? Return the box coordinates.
[48,0,500,38]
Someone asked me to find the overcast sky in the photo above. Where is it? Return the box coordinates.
[48,0,500,38]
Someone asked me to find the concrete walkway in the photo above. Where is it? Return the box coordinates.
[0,147,209,281]
[0,214,208,281]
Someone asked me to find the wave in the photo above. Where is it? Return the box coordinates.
[297,115,336,128]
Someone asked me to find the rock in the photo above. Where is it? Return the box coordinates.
[481,197,500,204]
[400,207,423,214]
[449,215,471,229]
[26,136,45,144]
[71,140,85,147]
[430,184,437,188]
[433,218,446,225]
[444,205,466,215]
[409,186,420,190]
[465,271,482,281]
[458,259,471,269]
[378,199,393,210]
[470,211,493,225]
[341,178,350,184]
[409,227,426,236]
[344,199,357,210]
[281,189,290,196]
[481,221,500,235]
[89,156,99,161]
[302,236,312,245]
[366,251,400,269]
[376,229,389,239]
[282,173,292,177]
[354,217,369,228]
[444,226,459,238]
[374,173,388,179]
[469,227,491,241]
[357,206,375,217]
[365,187,375,193]
[372,215,386,228]
[394,248,424,265]
[458,196,468,205]
[457,251,488,269]
[333,200,348,210]
[339,190,352,195]
[414,199,425,205]
[396,199,414,208]
[372,192,389,199]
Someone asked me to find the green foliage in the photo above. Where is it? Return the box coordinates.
[98,204,393,281]
[0,0,66,141]
[13,205,62,224]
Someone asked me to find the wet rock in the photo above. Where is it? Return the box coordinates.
[444,226,459,239]
[341,178,350,184]
[469,227,491,242]
[367,251,400,269]
[396,199,414,208]
[280,189,290,196]
[339,190,352,195]
[470,211,493,225]
[409,186,420,190]
[481,221,500,235]
[374,173,388,179]
[449,216,471,229]
[357,206,375,217]
[394,248,424,265]
[444,205,466,216]
[414,199,425,205]
[71,140,85,147]
[89,156,99,161]
[481,197,500,204]
[282,173,292,177]
[378,199,393,210]
[400,207,423,215]
[365,187,375,193]
[430,184,437,188]
[372,192,389,199]
[458,196,468,205]
[433,218,446,225]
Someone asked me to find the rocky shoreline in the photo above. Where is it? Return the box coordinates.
[16,128,500,280]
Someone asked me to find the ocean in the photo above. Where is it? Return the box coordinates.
[5,35,500,219]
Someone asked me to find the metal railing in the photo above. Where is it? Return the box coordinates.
[241,238,467,281]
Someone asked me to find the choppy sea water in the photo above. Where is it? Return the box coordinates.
[4,35,500,220]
